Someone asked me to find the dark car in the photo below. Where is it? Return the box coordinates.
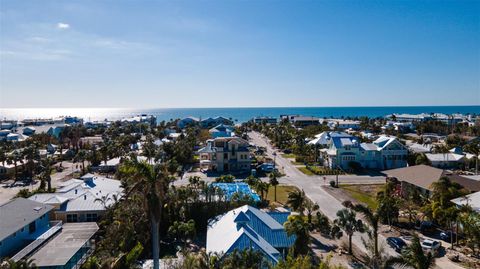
[440,231,462,242]
[416,221,437,235]
[387,237,406,253]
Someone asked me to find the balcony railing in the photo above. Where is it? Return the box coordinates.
[11,220,63,262]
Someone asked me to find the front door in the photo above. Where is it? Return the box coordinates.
[223,163,229,171]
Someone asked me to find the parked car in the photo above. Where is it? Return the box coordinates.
[386,237,406,253]
[421,239,441,256]
[416,221,437,235]
[440,231,462,242]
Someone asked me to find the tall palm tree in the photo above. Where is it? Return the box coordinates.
[334,208,366,255]
[343,200,380,258]
[120,157,171,269]
[287,189,306,214]
[269,173,279,202]
[385,235,435,269]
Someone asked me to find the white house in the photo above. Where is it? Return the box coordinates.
[451,191,480,213]
[425,153,465,169]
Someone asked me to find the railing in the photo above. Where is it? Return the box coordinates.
[11,221,63,262]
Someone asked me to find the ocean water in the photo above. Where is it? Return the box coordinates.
[1,106,479,123]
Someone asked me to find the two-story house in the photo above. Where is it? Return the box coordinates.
[0,198,54,258]
[324,132,407,170]
[198,137,251,173]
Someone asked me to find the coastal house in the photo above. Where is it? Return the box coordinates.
[326,119,361,130]
[0,198,54,258]
[451,191,480,213]
[47,124,68,139]
[177,117,200,129]
[252,117,278,125]
[6,133,28,142]
[22,126,36,136]
[425,153,465,169]
[198,137,251,173]
[1,199,99,268]
[308,132,332,147]
[121,114,157,127]
[29,173,123,223]
[384,165,480,197]
[200,116,233,128]
[324,133,407,170]
[209,124,235,138]
[291,116,321,127]
[206,205,295,265]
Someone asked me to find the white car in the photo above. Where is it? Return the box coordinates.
[421,239,441,256]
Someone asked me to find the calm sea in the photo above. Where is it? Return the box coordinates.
[1,106,479,123]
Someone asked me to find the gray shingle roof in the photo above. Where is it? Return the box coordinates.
[0,198,54,241]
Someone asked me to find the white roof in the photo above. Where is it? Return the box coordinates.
[425,153,465,162]
[451,191,480,212]
[29,175,122,212]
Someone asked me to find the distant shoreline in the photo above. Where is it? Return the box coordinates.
[1,105,479,123]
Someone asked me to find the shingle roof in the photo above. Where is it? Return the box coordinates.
[384,165,480,192]
[0,198,54,241]
[425,153,465,162]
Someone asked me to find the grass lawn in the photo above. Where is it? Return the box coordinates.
[291,161,304,165]
[298,166,315,176]
[266,185,299,205]
[282,153,296,159]
[339,184,383,209]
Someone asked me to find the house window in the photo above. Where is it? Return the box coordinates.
[67,214,78,223]
[345,146,351,150]
[86,213,98,222]
[224,153,228,160]
[29,221,36,234]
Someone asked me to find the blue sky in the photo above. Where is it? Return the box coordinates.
[1,0,479,108]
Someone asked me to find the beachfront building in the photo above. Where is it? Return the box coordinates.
[121,114,157,127]
[200,116,233,128]
[252,117,278,125]
[326,119,361,130]
[206,205,295,265]
[177,116,200,129]
[29,173,122,223]
[384,165,480,197]
[209,124,235,138]
[324,133,408,170]
[198,137,251,173]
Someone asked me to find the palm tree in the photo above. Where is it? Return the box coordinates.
[269,173,279,202]
[0,258,37,269]
[287,189,306,214]
[284,215,311,256]
[334,208,366,255]
[120,158,171,269]
[343,200,380,258]
[385,235,435,269]
[305,199,319,225]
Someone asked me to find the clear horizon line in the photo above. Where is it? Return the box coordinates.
[1,104,479,110]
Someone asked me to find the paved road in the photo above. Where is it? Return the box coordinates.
[248,131,392,255]
[0,161,81,204]
[248,132,464,269]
